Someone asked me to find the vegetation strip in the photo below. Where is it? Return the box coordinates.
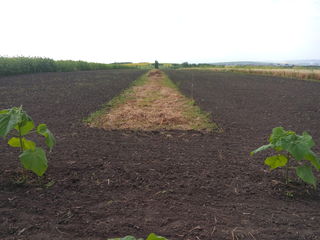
[0,56,152,77]
[88,70,217,131]
[202,67,320,82]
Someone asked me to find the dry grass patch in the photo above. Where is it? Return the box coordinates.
[205,67,320,81]
[89,70,217,131]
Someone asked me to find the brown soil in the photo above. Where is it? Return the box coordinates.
[0,69,320,240]
[91,69,215,131]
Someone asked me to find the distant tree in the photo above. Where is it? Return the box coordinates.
[155,60,159,69]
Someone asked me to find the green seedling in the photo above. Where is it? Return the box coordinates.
[251,127,320,188]
[108,233,167,240]
[0,106,55,176]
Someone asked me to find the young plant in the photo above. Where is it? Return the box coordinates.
[0,106,55,176]
[251,127,320,188]
[109,233,167,240]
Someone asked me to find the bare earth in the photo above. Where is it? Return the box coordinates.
[1,70,320,240]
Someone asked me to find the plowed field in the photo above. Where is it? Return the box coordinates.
[1,69,320,240]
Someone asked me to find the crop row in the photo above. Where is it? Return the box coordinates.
[0,57,151,77]
[204,67,320,81]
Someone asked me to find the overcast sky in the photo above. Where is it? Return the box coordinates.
[1,0,319,63]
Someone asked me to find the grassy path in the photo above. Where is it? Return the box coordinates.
[89,70,216,131]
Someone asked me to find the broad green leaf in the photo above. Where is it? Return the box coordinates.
[269,127,286,144]
[269,127,297,152]
[274,146,283,152]
[250,144,272,156]
[108,236,142,240]
[284,133,314,160]
[37,124,55,150]
[296,165,317,188]
[15,108,34,136]
[107,235,165,240]
[0,109,9,114]
[0,107,23,137]
[8,137,36,150]
[15,120,35,136]
[301,132,315,148]
[268,127,316,161]
[22,138,36,150]
[146,233,168,240]
[287,143,311,161]
[19,147,48,176]
[277,135,295,150]
[305,151,320,170]
[8,137,22,148]
[264,155,288,170]
[121,237,138,240]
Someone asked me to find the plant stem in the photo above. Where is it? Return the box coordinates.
[18,124,24,152]
[18,123,28,180]
[285,153,290,185]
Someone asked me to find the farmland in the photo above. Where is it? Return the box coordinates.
[0,57,151,77]
[1,69,320,239]
[199,67,320,82]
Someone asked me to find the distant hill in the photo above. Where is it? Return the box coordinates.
[282,60,320,66]
[210,61,279,66]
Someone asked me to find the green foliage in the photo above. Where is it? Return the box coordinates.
[37,124,55,151]
[0,106,55,176]
[0,57,56,76]
[55,60,134,72]
[0,56,141,77]
[20,147,48,176]
[109,236,143,240]
[296,165,316,186]
[264,155,288,169]
[251,127,320,188]
[108,233,167,240]
[8,137,36,150]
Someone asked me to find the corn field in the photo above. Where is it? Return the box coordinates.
[0,57,150,77]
